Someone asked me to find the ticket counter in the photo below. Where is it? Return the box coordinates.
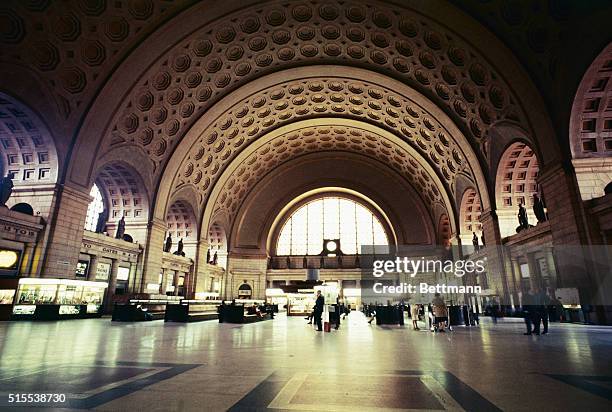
[12,278,106,320]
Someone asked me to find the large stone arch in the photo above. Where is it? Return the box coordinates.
[200,119,454,242]
[228,152,436,255]
[459,187,482,245]
[570,42,612,159]
[66,0,558,201]
[155,67,491,236]
[0,91,60,217]
[569,42,612,200]
[90,160,150,243]
[165,185,200,259]
[494,140,541,237]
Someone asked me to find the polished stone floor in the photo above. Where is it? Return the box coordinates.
[0,313,611,411]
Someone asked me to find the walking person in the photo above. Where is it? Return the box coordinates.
[313,290,324,331]
[490,297,500,324]
[411,303,421,330]
[431,293,448,332]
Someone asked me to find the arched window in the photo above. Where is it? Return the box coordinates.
[84,184,104,232]
[276,197,388,255]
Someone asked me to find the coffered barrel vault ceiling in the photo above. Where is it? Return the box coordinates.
[97,0,527,185]
[1,0,607,243]
[171,75,475,212]
[0,0,197,119]
[206,123,449,231]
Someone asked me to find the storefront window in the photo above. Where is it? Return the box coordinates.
[0,289,16,304]
[15,280,106,305]
[17,284,57,304]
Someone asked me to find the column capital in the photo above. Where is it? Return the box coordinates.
[60,183,94,204]
[148,217,167,231]
[479,208,498,224]
[537,161,574,186]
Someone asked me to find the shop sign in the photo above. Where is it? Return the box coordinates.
[1,224,37,242]
[238,283,252,296]
[75,260,89,277]
[117,266,130,281]
[96,262,111,281]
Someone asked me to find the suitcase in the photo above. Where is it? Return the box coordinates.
[324,321,331,332]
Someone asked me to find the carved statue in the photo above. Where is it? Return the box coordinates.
[533,194,547,223]
[472,232,479,250]
[95,209,108,233]
[115,216,125,239]
[481,233,486,247]
[174,238,185,256]
[517,203,530,232]
[206,249,211,264]
[164,234,172,253]
[0,174,14,207]
[212,251,218,265]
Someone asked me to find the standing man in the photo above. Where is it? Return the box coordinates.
[314,290,324,332]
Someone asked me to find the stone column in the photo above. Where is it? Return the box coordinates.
[538,162,602,311]
[104,258,119,313]
[21,242,36,277]
[160,269,168,295]
[173,270,180,296]
[137,218,166,293]
[87,255,98,282]
[183,267,191,298]
[128,261,137,294]
[508,257,521,308]
[191,241,209,299]
[40,185,91,278]
[526,252,541,291]
[480,209,510,304]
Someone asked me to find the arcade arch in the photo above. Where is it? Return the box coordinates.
[570,42,612,200]
[495,141,540,237]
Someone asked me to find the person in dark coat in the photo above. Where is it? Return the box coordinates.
[523,289,535,335]
[532,287,549,334]
[314,290,324,331]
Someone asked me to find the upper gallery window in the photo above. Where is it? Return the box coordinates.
[276,196,388,255]
[84,184,104,232]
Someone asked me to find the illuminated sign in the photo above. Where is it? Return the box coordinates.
[75,260,89,277]
[96,262,111,281]
[0,249,19,270]
[117,266,130,281]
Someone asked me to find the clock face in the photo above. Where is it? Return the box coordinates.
[325,241,337,252]
[0,250,19,269]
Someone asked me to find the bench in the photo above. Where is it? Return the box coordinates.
[220,304,273,323]
[165,302,219,323]
[112,302,165,321]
